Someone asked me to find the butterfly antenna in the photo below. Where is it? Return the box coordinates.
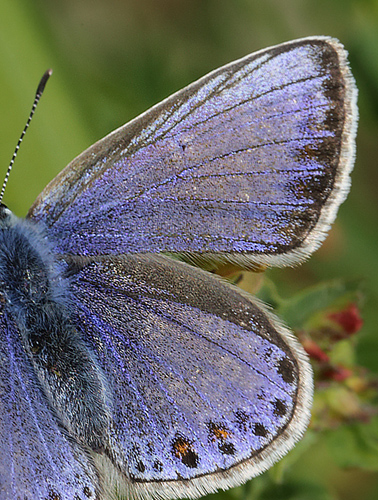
[0,69,53,205]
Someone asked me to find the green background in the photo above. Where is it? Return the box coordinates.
[0,0,377,499]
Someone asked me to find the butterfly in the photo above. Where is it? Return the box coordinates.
[0,36,357,499]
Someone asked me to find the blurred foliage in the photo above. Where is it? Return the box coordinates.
[0,0,377,499]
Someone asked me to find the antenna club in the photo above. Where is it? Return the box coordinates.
[36,69,53,96]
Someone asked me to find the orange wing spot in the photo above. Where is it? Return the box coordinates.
[171,435,199,468]
[208,422,232,442]
[173,438,191,458]
[213,427,230,441]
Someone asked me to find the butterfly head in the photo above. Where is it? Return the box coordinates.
[0,204,16,227]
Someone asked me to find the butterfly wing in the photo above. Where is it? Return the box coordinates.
[0,309,100,499]
[66,254,312,499]
[28,37,357,269]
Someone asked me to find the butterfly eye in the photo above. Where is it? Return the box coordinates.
[0,204,11,221]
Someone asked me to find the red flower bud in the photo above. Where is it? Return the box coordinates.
[302,339,330,362]
[322,365,353,382]
[328,303,363,336]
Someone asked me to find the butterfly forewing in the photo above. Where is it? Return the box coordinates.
[66,254,312,498]
[28,37,356,270]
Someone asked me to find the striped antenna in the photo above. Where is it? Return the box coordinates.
[0,69,53,204]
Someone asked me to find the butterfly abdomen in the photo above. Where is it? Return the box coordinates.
[0,205,111,454]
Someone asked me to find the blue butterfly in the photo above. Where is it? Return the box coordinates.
[0,36,357,499]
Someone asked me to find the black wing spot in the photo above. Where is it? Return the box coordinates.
[257,390,265,400]
[253,423,268,437]
[172,434,199,468]
[272,398,287,417]
[234,410,251,433]
[277,357,296,384]
[136,460,146,473]
[153,459,163,472]
[46,491,61,500]
[263,347,273,361]
[218,442,236,455]
[83,486,93,498]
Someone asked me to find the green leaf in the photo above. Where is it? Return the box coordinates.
[326,416,378,470]
[257,480,336,500]
[269,430,319,482]
[257,278,364,330]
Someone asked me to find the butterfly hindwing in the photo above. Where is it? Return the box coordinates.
[66,254,312,499]
[28,37,357,269]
